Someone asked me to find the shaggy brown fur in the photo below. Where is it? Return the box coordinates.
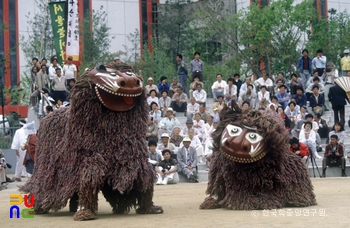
[200,101,317,210]
[19,63,163,220]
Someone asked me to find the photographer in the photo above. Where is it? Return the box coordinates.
[322,135,347,178]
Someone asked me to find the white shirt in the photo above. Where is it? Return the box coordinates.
[224,84,237,96]
[63,64,77,79]
[11,128,27,153]
[301,121,319,132]
[324,69,339,84]
[180,135,202,148]
[299,129,316,144]
[147,96,159,106]
[312,56,327,69]
[258,91,270,102]
[254,78,273,87]
[193,119,205,135]
[239,83,256,93]
[48,65,62,80]
[211,80,227,91]
[187,103,200,115]
[193,89,207,103]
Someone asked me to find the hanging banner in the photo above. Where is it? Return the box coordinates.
[49,1,67,66]
[65,0,80,63]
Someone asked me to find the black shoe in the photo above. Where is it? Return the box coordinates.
[6,176,14,183]
[316,146,322,152]
[322,171,326,178]
[342,171,347,177]
[189,174,199,183]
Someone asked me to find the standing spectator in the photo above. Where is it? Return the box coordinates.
[177,137,199,182]
[30,66,39,91]
[323,62,338,111]
[328,77,350,126]
[176,54,189,95]
[158,76,170,94]
[254,72,274,94]
[10,120,27,181]
[276,85,290,109]
[48,59,62,80]
[312,49,327,77]
[340,49,350,76]
[314,113,328,139]
[309,85,325,116]
[193,84,207,107]
[233,73,243,96]
[147,90,159,107]
[298,49,313,89]
[155,149,179,185]
[171,87,188,112]
[224,78,237,105]
[328,123,345,146]
[293,87,307,107]
[212,95,227,115]
[51,68,66,102]
[169,78,182,98]
[158,108,180,136]
[289,73,303,95]
[62,56,77,85]
[32,57,38,67]
[257,85,270,109]
[211,74,227,101]
[30,64,49,108]
[322,135,347,177]
[189,75,203,99]
[289,137,310,168]
[238,84,257,108]
[299,122,322,159]
[22,122,37,180]
[190,52,204,82]
[186,97,200,119]
[146,116,158,143]
[145,77,159,96]
[239,77,256,94]
[158,90,171,114]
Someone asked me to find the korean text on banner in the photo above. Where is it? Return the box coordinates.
[49,2,67,65]
[66,0,79,62]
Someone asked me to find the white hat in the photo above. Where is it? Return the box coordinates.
[147,77,154,81]
[114,57,120,61]
[166,107,174,113]
[344,49,349,54]
[23,121,36,135]
[183,137,191,142]
[161,133,170,138]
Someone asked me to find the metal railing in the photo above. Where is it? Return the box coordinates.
[0,126,20,149]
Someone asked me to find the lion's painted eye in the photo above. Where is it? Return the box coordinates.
[226,125,243,137]
[245,133,263,143]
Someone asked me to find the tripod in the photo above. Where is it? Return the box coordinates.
[306,148,322,178]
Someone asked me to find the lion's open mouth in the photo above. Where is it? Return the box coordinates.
[95,84,142,111]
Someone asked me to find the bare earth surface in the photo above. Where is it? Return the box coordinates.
[1,178,350,228]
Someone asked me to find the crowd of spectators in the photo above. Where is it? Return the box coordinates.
[147,49,350,182]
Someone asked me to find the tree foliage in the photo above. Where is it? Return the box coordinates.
[198,0,315,77]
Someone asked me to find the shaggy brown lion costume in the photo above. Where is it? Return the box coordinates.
[19,63,163,220]
[200,102,317,210]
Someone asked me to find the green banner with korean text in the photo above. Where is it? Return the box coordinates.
[49,1,67,66]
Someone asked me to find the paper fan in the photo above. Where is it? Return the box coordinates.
[335,77,350,98]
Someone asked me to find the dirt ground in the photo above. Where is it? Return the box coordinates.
[1,178,350,228]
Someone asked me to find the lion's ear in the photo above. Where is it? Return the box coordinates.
[95,65,107,72]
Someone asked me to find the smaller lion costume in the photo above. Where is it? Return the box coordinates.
[200,102,317,210]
